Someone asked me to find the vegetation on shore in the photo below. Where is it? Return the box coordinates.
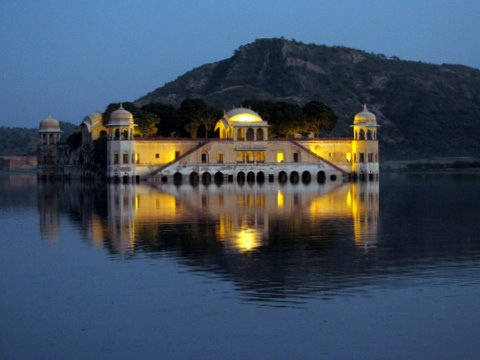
[0,122,76,156]
[100,99,337,139]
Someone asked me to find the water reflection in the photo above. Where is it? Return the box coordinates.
[36,180,384,300]
[103,181,379,255]
[34,176,480,305]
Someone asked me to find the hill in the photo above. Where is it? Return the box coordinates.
[136,38,480,159]
[0,122,77,156]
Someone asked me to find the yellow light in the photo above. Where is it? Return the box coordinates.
[230,114,262,123]
[277,190,284,208]
[347,191,352,207]
[235,228,260,252]
[277,152,284,163]
[346,152,352,162]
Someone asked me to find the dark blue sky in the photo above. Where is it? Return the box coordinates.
[1,0,479,128]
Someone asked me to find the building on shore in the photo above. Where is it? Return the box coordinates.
[38,105,379,183]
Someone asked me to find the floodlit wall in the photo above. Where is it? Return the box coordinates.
[297,139,353,173]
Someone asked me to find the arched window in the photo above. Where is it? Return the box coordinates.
[256,128,264,141]
[317,171,326,183]
[237,172,246,183]
[366,130,372,140]
[359,129,365,140]
[173,172,183,185]
[246,128,254,141]
[189,172,199,185]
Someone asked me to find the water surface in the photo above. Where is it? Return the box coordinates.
[1,173,480,359]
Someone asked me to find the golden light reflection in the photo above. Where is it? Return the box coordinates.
[216,216,263,252]
[235,228,261,252]
[277,190,284,208]
[57,181,379,255]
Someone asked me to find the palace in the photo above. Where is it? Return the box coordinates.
[37,105,379,183]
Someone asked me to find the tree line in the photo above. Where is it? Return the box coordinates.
[101,98,337,139]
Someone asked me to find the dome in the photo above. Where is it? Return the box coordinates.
[109,104,134,126]
[81,112,103,132]
[39,114,61,132]
[225,107,263,123]
[354,104,377,125]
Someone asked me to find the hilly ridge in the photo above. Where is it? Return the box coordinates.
[136,38,480,159]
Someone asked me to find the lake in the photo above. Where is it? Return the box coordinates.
[1,173,480,359]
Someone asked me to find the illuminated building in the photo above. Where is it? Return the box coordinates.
[37,114,62,180]
[38,105,379,183]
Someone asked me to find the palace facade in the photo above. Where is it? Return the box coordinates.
[38,105,379,183]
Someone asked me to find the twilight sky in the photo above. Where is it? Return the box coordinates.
[1,0,479,128]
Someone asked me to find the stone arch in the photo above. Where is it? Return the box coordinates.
[247,171,255,183]
[246,128,255,141]
[214,171,224,184]
[330,174,337,181]
[114,129,120,140]
[302,171,311,184]
[359,129,365,140]
[237,171,246,183]
[290,171,299,184]
[256,128,264,141]
[278,171,287,184]
[317,171,326,184]
[173,172,183,185]
[256,171,265,183]
[189,172,199,185]
[236,128,243,140]
[366,129,372,140]
[201,151,208,163]
[202,172,212,185]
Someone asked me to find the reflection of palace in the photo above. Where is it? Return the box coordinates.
[37,182,109,245]
[37,180,379,254]
[106,182,379,254]
[37,181,379,302]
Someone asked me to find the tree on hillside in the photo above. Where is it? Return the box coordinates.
[141,103,178,137]
[135,113,160,137]
[271,102,306,137]
[302,101,337,136]
[243,100,306,138]
[178,99,219,139]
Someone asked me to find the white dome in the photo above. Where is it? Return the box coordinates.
[109,104,134,126]
[39,114,61,132]
[224,107,263,123]
[354,104,377,125]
